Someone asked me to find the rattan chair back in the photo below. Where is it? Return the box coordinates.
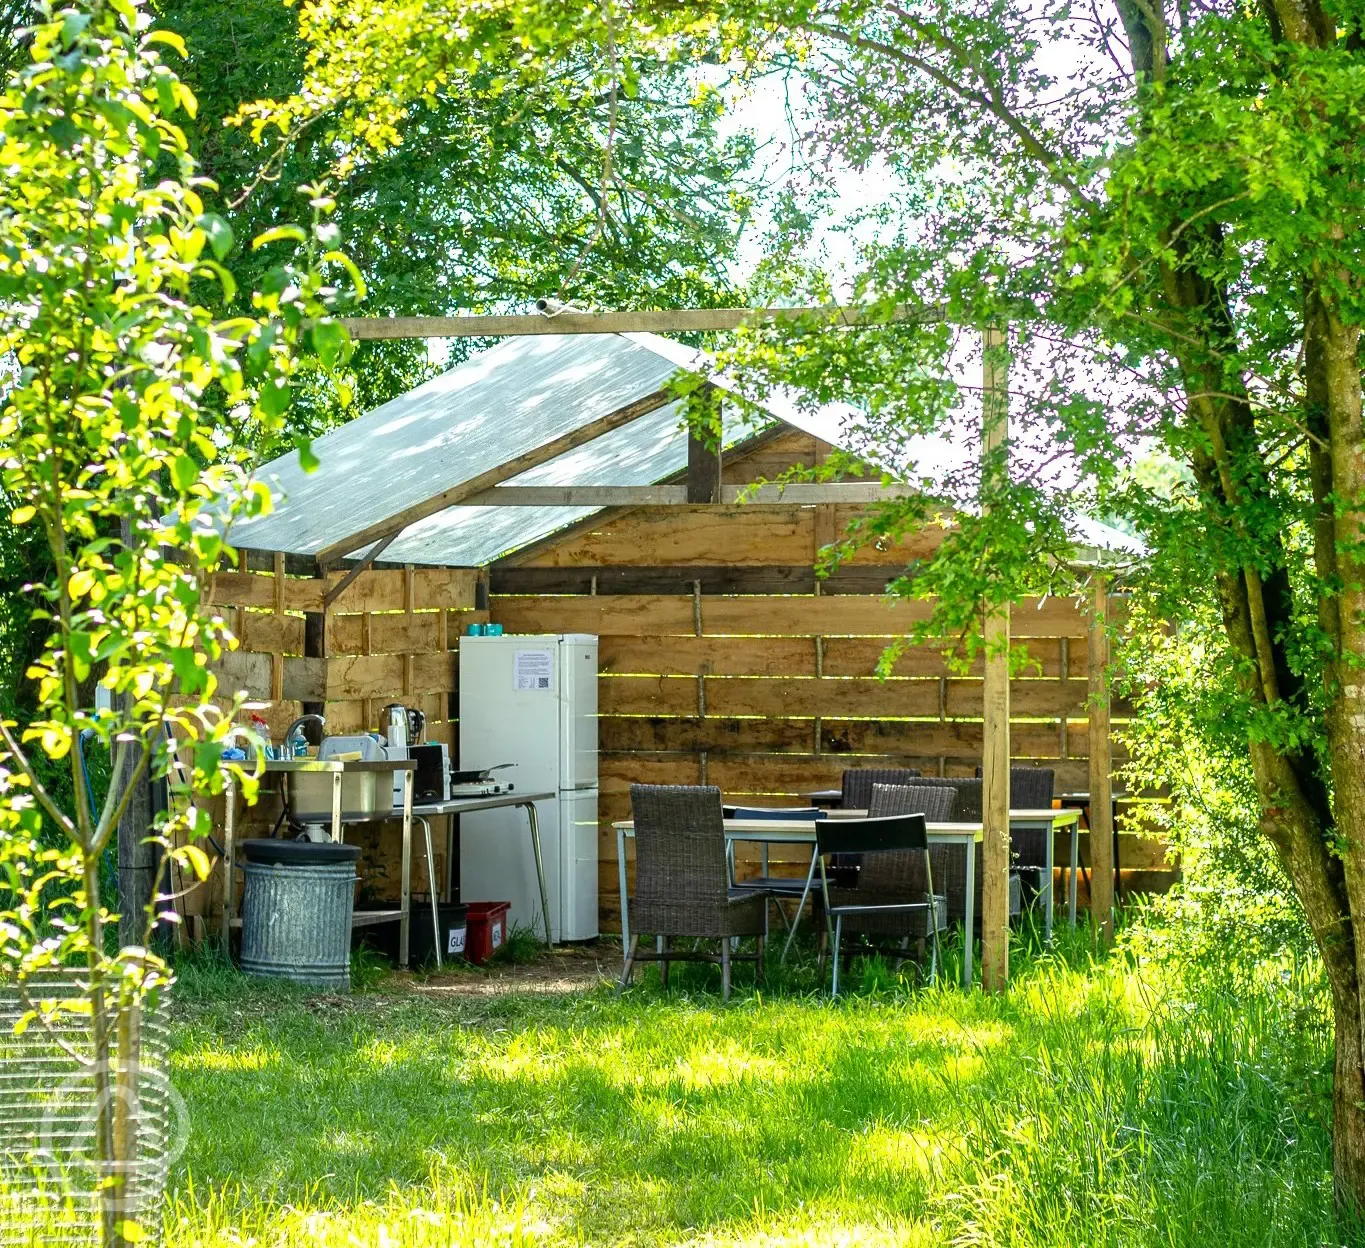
[839,767,922,810]
[867,783,957,822]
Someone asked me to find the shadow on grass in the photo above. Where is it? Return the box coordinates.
[165,921,1340,1247]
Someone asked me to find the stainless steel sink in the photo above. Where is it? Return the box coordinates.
[265,759,395,823]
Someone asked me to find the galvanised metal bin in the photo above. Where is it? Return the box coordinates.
[240,839,361,991]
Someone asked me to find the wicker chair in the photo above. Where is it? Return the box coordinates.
[620,784,766,1002]
[911,777,1022,924]
[860,782,955,940]
[816,813,943,995]
[974,766,1056,905]
[839,767,923,811]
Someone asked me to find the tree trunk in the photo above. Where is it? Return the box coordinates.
[1334,982,1365,1207]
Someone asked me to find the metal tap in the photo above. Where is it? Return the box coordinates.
[284,713,326,751]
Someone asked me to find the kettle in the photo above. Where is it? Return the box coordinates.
[381,703,425,747]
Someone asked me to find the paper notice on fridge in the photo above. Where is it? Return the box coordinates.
[514,649,554,691]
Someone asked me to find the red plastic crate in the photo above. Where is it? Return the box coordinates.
[464,901,510,965]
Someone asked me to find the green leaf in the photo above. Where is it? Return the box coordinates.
[252,225,308,251]
[297,440,320,474]
[177,843,212,882]
[258,378,290,419]
[143,30,188,58]
[10,506,35,525]
[311,320,348,371]
[321,250,368,301]
[153,68,178,118]
[170,455,199,493]
[198,213,234,261]
[60,11,90,48]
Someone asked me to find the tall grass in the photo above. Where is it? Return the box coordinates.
[150,927,1344,1247]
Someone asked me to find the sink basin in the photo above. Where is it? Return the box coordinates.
[290,768,380,822]
[264,759,405,824]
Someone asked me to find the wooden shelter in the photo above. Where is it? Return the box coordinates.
[206,321,1170,952]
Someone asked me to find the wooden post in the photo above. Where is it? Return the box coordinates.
[270,552,285,703]
[302,604,326,720]
[1088,575,1115,944]
[686,399,722,503]
[980,324,1011,992]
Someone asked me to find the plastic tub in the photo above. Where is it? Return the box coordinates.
[362,901,469,967]
[464,901,510,965]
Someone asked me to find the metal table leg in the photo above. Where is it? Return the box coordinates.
[1069,819,1080,927]
[330,770,342,842]
[617,825,630,974]
[1038,819,1056,944]
[222,774,235,947]
[399,777,413,969]
[524,801,553,947]
[961,841,976,989]
[780,849,820,964]
[415,815,442,970]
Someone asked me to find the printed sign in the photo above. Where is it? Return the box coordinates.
[514,649,554,692]
[447,927,466,955]
[491,921,504,949]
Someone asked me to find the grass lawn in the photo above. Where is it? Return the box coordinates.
[158,922,1345,1248]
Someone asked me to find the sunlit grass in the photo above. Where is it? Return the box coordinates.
[147,922,1347,1247]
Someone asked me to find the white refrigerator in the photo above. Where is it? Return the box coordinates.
[458,634,599,942]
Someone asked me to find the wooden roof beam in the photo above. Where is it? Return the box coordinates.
[339,302,947,341]
[458,482,917,506]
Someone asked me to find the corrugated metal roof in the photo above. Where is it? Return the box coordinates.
[229,329,1141,567]
[378,397,714,566]
[229,332,705,562]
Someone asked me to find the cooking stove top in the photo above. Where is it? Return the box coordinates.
[446,781,515,800]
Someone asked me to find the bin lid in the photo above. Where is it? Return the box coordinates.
[241,838,362,866]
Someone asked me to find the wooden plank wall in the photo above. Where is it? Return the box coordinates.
[192,428,1169,938]
[489,430,1153,930]
[208,563,482,748]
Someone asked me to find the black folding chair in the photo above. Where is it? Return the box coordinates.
[814,813,942,997]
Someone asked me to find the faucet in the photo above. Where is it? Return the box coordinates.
[284,713,326,752]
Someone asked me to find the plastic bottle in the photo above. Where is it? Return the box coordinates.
[289,727,309,759]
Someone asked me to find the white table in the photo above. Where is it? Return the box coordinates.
[612,806,1081,988]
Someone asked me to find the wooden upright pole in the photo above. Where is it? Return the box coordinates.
[686,401,722,504]
[980,325,1011,992]
[1088,576,1115,944]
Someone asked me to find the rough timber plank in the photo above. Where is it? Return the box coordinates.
[213,568,477,615]
[491,593,1092,639]
[515,507,816,568]
[328,610,475,655]
[508,504,950,570]
[596,716,1103,761]
[596,634,1083,680]
[232,611,306,657]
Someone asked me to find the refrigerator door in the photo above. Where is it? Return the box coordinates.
[558,788,599,941]
[460,798,559,942]
[558,635,598,790]
[459,634,559,794]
